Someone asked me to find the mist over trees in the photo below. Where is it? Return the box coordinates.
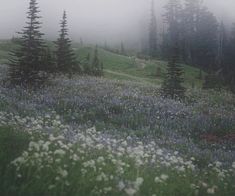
[7,0,105,86]
[146,0,235,92]
[149,0,158,58]
[4,0,235,92]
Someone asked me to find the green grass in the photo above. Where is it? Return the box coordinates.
[0,127,30,178]
[0,40,205,87]
[75,46,205,87]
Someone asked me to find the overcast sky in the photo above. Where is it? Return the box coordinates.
[0,0,235,45]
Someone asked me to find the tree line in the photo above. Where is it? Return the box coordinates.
[8,0,103,87]
[148,0,235,94]
[5,0,234,99]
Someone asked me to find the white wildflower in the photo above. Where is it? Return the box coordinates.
[125,187,137,196]
[118,181,125,190]
[156,149,163,156]
[215,161,222,168]
[160,174,169,181]
[97,156,105,163]
[96,172,108,182]
[58,167,68,178]
[103,187,112,193]
[135,177,144,187]
[72,154,79,161]
[207,187,216,194]
[48,185,56,190]
[42,142,50,151]
[54,149,66,156]
[154,177,162,183]
[29,141,40,151]
[202,182,208,188]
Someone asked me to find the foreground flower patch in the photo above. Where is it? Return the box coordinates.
[0,126,234,196]
[0,77,234,195]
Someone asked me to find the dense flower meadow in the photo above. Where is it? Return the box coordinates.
[0,76,235,195]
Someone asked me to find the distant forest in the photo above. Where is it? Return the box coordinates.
[146,0,235,92]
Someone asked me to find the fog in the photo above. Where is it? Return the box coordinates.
[0,0,235,46]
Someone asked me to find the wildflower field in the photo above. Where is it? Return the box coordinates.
[0,73,235,196]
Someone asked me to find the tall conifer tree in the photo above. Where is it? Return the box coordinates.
[222,24,235,91]
[216,22,227,68]
[8,0,46,86]
[182,0,201,65]
[162,43,185,99]
[163,0,182,58]
[92,45,103,77]
[55,11,76,76]
[149,0,158,58]
[162,1,186,99]
[121,42,126,55]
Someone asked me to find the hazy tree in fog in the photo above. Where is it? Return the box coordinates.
[216,22,227,68]
[83,53,91,75]
[160,23,170,59]
[182,0,201,65]
[181,0,218,70]
[80,38,84,47]
[55,11,76,77]
[91,45,103,77]
[149,0,158,58]
[221,24,235,92]
[104,41,108,50]
[163,0,182,58]
[161,0,185,99]
[203,72,221,90]
[161,43,185,99]
[162,0,218,71]
[8,0,47,86]
[121,42,126,55]
[194,7,218,70]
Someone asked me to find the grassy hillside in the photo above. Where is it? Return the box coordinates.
[0,40,205,87]
[0,40,16,64]
[75,46,205,87]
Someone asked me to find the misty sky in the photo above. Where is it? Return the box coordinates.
[0,0,235,45]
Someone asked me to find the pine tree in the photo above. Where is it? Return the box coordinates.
[163,0,182,58]
[91,45,103,77]
[83,53,91,75]
[216,22,227,68]
[121,42,126,55]
[161,45,185,99]
[203,71,221,90]
[8,0,46,86]
[194,8,218,70]
[181,0,218,69]
[222,23,235,92]
[182,0,201,65]
[149,0,158,58]
[80,38,83,47]
[41,47,55,74]
[104,41,108,50]
[55,11,76,77]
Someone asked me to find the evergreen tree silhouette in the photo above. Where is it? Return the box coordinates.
[149,0,158,58]
[92,45,103,77]
[162,44,185,99]
[8,0,46,86]
[55,11,76,77]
